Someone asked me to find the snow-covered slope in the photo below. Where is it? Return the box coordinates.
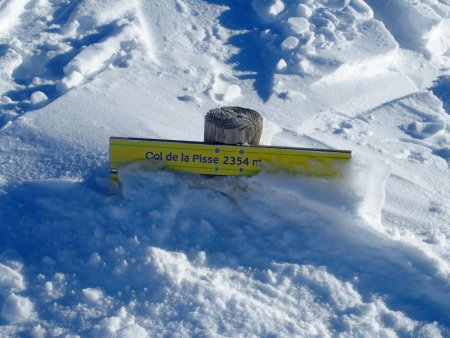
[0,0,449,336]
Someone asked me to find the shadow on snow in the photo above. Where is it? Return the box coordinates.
[430,75,450,115]
[1,170,450,327]
[203,0,279,102]
[0,19,125,129]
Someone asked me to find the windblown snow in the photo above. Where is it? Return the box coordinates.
[0,0,449,337]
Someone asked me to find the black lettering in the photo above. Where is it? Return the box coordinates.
[253,159,262,167]
[145,151,162,160]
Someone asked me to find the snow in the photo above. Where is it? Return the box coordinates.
[29,91,48,106]
[0,263,25,296]
[0,0,450,336]
[252,0,286,22]
[222,84,242,103]
[0,0,28,38]
[366,0,450,58]
[1,294,34,323]
[82,288,104,304]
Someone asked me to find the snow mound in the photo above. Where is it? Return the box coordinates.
[0,48,22,94]
[1,294,34,323]
[0,158,446,335]
[97,245,421,337]
[366,0,450,58]
[290,89,450,281]
[251,0,396,78]
[0,262,34,324]
[218,0,417,127]
[0,263,25,296]
[92,306,148,338]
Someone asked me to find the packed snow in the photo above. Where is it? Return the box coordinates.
[0,0,449,336]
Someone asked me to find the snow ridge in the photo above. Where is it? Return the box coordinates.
[0,165,448,336]
[365,0,450,58]
[0,0,153,128]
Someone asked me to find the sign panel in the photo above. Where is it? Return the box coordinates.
[110,137,351,180]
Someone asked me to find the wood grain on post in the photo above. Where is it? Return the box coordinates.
[204,107,263,145]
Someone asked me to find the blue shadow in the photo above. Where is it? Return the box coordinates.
[430,75,450,115]
[51,0,83,26]
[0,21,123,128]
[203,0,279,101]
[2,168,450,327]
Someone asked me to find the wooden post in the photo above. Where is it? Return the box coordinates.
[204,107,263,145]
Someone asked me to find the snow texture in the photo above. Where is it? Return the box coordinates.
[0,0,450,336]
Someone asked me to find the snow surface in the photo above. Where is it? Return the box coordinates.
[0,0,449,336]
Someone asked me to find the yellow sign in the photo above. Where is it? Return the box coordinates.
[110,137,351,180]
